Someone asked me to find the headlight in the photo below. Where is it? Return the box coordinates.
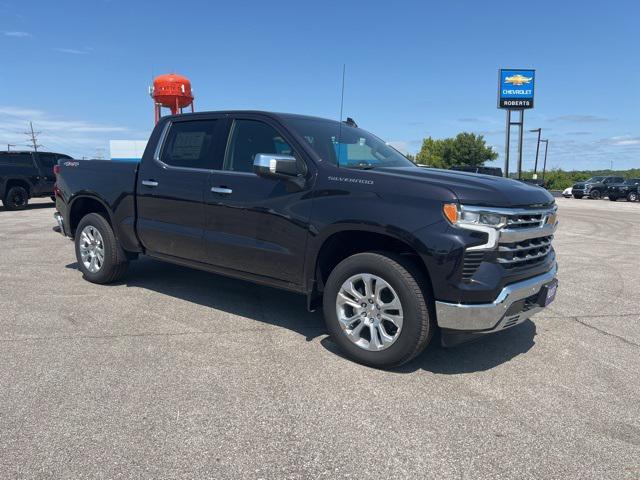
[443,204,507,228]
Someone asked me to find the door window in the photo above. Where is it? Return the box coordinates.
[37,153,57,171]
[160,120,219,169]
[223,120,293,173]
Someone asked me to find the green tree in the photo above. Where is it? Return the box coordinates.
[416,133,497,168]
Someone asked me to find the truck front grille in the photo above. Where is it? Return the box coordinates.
[498,235,553,268]
[459,204,557,279]
[505,213,545,229]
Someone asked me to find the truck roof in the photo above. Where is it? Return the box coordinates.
[163,110,343,125]
[0,150,70,156]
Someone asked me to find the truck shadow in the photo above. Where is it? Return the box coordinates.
[0,201,55,213]
[66,256,537,374]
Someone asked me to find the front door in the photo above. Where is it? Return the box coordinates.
[136,116,226,260]
[203,116,314,286]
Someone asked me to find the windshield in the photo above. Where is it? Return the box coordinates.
[285,117,415,169]
[586,177,604,182]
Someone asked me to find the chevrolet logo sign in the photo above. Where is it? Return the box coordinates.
[504,74,533,86]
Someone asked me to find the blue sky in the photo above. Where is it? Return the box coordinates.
[1,0,638,171]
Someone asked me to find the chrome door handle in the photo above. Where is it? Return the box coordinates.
[142,180,159,187]
[211,186,233,194]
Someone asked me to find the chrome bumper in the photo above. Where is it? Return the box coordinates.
[53,211,66,236]
[435,263,557,332]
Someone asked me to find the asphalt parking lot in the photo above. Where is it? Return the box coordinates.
[0,197,639,479]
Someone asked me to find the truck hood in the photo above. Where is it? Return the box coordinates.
[374,166,555,208]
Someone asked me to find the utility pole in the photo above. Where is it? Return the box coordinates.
[530,128,542,178]
[25,122,42,152]
[7,144,16,152]
[541,139,549,181]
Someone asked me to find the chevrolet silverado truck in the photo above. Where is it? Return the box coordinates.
[1,150,71,209]
[53,111,559,368]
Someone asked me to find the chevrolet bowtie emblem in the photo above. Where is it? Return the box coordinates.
[504,74,533,86]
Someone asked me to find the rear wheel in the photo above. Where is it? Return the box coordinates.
[589,189,601,199]
[573,193,583,199]
[75,213,129,284]
[323,252,434,368]
[628,192,639,202]
[3,186,29,210]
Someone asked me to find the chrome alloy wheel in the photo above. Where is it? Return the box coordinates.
[336,273,404,351]
[79,225,105,273]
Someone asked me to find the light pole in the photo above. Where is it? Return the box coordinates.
[529,128,542,178]
[540,139,549,181]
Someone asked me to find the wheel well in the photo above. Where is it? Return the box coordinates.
[4,179,31,197]
[314,231,432,293]
[69,197,111,235]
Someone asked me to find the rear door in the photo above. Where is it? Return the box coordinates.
[136,116,226,260]
[203,115,314,285]
[33,153,58,195]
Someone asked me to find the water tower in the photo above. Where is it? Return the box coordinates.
[149,73,194,123]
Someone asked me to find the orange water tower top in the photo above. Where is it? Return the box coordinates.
[150,73,195,123]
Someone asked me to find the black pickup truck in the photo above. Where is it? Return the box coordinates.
[0,150,72,209]
[606,178,640,202]
[571,175,624,199]
[54,111,559,367]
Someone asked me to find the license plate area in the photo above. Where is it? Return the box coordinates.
[537,279,558,307]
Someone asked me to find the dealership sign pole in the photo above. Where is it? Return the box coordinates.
[498,69,535,178]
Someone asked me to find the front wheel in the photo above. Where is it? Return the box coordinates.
[573,194,583,199]
[75,213,129,284]
[628,192,639,202]
[589,189,601,199]
[3,186,29,210]
[323,252,434,368]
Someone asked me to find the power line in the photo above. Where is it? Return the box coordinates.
[24,122,43,152]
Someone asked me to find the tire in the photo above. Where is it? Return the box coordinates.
[628,192,639,202]
[3,186,29,210]
[609,196,617,201]
[573,194,583,199]
[322,252,434,368]
[74,212,129,284]
[589,189,601,200]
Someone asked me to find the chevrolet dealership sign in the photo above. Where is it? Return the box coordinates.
[498,69,535,109]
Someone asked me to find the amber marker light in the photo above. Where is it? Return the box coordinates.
[442,203,459,224]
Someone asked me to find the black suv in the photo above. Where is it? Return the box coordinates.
[572,176,624,199]
[0,151,72,210]
[607,178,640,202]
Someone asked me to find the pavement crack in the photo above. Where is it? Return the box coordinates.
[570,316,640,348]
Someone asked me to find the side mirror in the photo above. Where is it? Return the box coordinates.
[253,153,300,180]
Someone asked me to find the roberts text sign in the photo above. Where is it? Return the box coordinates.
[498,69,535,109]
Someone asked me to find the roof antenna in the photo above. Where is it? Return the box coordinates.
[337,64,346,168]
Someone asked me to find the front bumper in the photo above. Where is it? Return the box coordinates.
[435,262,557,333]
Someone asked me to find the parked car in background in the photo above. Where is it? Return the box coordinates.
[606,178,640,202]
[571,176,624,199]
[0,151,72,210]
[53,110,558,368]
[562,187,572,198]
